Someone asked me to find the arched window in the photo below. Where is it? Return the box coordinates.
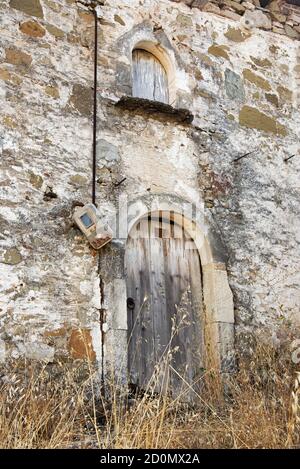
[132,49,169,104]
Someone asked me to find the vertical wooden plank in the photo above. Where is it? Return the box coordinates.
[184,238,204,397]
[149,232,170,393]
[126,234,151,388]
[137,236,152,388]
[167,236,195,399]
[132,49,169,104]
[126,235,141,386]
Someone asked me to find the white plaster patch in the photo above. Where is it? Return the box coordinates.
[0,340,6,363]
[79,280,92,296]
[176,68,191,93]
[25,342,55,362]
[0,207,18,222]
[91,275,101,309]
[91,324,102,366]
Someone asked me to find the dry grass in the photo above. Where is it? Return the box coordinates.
[0,362,90,448]
[0,339,299,449]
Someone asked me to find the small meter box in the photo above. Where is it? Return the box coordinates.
[73,203,113,250]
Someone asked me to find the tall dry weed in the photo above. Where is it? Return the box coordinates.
[0,331,299,449]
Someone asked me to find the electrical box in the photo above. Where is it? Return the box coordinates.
[73,203,113,250]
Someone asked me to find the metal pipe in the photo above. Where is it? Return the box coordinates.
[92,9,98,205]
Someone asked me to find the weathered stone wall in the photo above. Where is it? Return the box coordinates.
[0,0,299,372]
[172,0,300,40]
[0,0,102,366]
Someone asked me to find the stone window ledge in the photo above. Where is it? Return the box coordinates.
[115,96,194,124]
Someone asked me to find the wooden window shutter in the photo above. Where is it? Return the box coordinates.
[132,49,169,104]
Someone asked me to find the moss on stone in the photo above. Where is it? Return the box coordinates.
[269,44,279,54]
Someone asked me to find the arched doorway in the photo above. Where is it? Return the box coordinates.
[125,210,204,398]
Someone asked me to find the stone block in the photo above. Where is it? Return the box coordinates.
[225,68,245,101]
[219,9,242,21]
[239,105,287,136]
[69,84,93,117]
[2,248,22,265]
[224,26,252,42]
[202,2,221,14]
[97,139,120,168]
[19,20,45,38]
[5,48,32,67]
[284,24,300,39]
[243,9,272,30]
[208,44,230,60]
[10,0,43,18]
[203,264,235,324]
[46,24,65,38]
[243,69,271,91]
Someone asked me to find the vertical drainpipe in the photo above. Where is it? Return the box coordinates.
[92,8,98,206]
[92,7,106,392]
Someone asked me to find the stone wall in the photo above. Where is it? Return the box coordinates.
[172,1,300,40]
[0,0,101,366]
[0,0,299,374]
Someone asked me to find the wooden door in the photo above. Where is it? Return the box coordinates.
[132,49,169,104]
[125,214,203,399]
